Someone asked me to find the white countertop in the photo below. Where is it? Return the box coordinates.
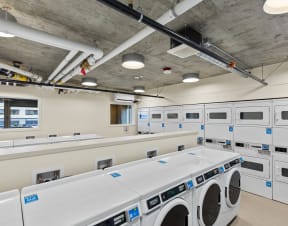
[0,131,196,161]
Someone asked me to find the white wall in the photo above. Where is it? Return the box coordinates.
[139,61,288,107]
[0,86,137,140]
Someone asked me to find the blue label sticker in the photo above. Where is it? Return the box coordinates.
[240,157,244,163]
[201,125,205,130]
[186,180,194,190]
[158,160,167,164]
[229,126,234,132]
[110,172,121,178]
[24,194,39,205]
[179,124,182,129]
[266,181,272,188]
[226,140,231,145]
[162,123,165,128]
[128,207,140,222]
[148,122,150,127]
[266,128,272,135]
[262,144,269,150]
[219,166,225,173]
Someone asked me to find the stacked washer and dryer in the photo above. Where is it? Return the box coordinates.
[137,108,150,134]
[234,100,273,199]
[204,103,234,152]
[272,99,288,204]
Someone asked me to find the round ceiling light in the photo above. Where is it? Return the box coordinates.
[182,73,200,83]
[122,53,145,69]
[133,86,145,93]
[81,77,97,87]
[263,0,288,14]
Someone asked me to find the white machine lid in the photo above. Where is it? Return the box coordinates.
[107,157,210,196]
[187,146,240,164]
[21,174,139,226]
[0,189,23,226]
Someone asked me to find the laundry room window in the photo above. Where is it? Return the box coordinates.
[186,112,199,119]
[240,112,263,120]
[209,112,227,119]
[0,98,39,129]
[110,104,133,125]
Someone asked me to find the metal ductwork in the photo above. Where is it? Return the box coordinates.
[97,0,267,86]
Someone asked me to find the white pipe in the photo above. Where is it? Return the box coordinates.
[0,63,42,82]
[0,18,103,58]
[60,55,97,83]
[89,0,203,71]
[46,50,78,82]
[53,53,90,83]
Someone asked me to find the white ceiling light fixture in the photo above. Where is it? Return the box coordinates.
[0,31,15,38]
[122,53,145,69]
[81,77,97,87]
[182,73,200,83]
[263,0,288,14]
[133,86,145,93]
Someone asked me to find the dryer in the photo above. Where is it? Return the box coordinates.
[106,160,194,226]
[272,98,288,204]
[182,104,205,145]
[137,108,150,134]
[0,189,23,226]
[186,147,241,226]
[205,103,234,151]
[149,107,164,133]
[234,100,273,199]
[163,106,182,132]
[21,173,141,226]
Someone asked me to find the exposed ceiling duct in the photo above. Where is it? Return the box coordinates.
[0,78,165,99]
[62,0,203,82]
[0,62,42,82]
[0,18,103,84]
[97,0,268,86]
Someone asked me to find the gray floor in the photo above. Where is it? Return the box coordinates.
[231,192,288,226]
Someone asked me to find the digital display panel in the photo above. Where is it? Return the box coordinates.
[204,168,219,180]
[161,183,186,202]
[94,211,126,226]
[196,175,204,184]
[147,195,161,210]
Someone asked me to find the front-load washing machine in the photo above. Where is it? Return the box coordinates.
[0,189,23,226]
[21,173,141,226]
[106,160,195,226]
[186,147,241,225]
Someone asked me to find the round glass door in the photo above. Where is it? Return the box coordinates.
[160,204,189,226]
[226,169,241,207]
[199,181,221,226]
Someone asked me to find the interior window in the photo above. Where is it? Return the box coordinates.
[241,161,263,172]
[152,114,161,119]
[0,98,39,129]
[110,104,132,125]
[240,112,263,120]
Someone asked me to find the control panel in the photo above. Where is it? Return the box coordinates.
[94,211,126,226]
[147,195,161,210]
[204,168,219,180]
[161,183,186,202]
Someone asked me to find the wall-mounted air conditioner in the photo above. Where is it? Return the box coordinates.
[114,94,135,103]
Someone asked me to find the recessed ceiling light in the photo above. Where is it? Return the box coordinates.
[263,0,288,14]
[122,53,145,69]
[81,77,97,87]
[133,86,145,93]
[182,73,200,83]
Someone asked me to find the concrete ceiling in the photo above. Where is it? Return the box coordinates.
[0,0,288,92]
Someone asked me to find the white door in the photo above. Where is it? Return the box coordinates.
[235,106,270,126]
[182,108,203,123]
[274,105,288,126]
[240,156,270,179]
[205,108,232,124]
[274,160,288,184]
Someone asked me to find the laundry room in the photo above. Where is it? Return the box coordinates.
[0,0,288,226]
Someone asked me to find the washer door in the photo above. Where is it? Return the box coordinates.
[197,180,221,226]
[225,168,241,208]
[154,198,191,226]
